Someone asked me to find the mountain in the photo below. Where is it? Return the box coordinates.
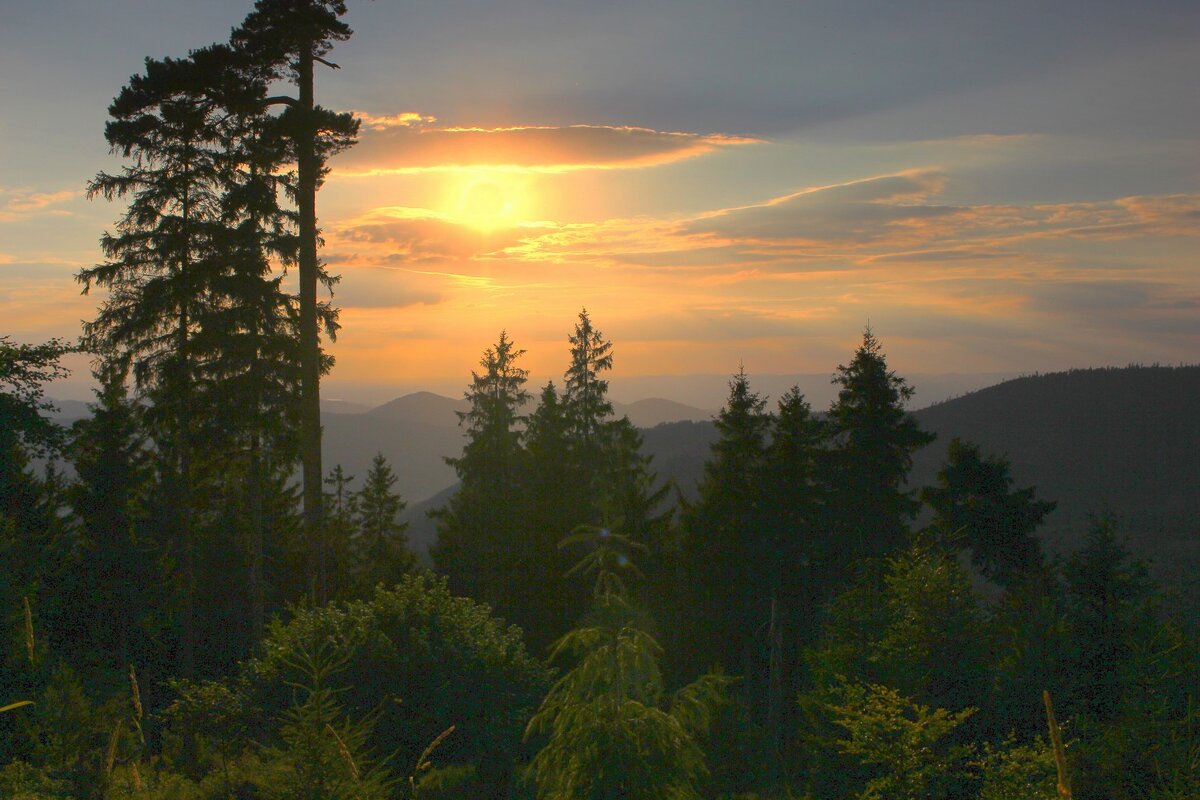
[614,398,713,427]
[321,411,463,504]
[608,372,1020,412]
[319,391,713,505]
[367,391,469,426]
[321,398,372,415]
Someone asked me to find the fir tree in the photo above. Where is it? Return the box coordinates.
[433,332,530,614]
[827,328,934,565]
[682,368,772,679]
[921,437,1056,586]
[354,453,415,590]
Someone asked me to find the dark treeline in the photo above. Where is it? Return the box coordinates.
[5,317,1198,799]
[2,2,1198,798]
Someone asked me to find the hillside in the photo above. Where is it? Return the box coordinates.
[642,365,1200,610]
[318,391,713,503]
[909,366,1200,606]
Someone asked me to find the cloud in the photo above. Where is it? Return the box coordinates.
[336,122,761,175]
[1028,280,1155,314]
[351,110,438,131]
[0,188,79,222]
[327,265,444,310]
[327,206,540,266]
[684,171,953,245]
[314,170,1200,374]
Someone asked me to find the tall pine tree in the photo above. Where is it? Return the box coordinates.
[231,1,360,603]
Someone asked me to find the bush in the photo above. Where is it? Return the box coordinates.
[239,573,550,799]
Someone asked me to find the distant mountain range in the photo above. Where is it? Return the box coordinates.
[318,391,715,503]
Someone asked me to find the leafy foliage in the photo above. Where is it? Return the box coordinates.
[243,574,550,799]
[826,682,976,800]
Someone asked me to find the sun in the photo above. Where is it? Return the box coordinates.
[449,171,532,232]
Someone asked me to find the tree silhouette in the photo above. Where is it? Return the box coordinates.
[433,332,530,614]
[921,437,1055,586]
[67,360,156,671]
[564,308,615,471]
[682,368,771,679]
[827,328,935,564]
[354,453,414,589]
[81,50,234,674]
[231,1,360,604]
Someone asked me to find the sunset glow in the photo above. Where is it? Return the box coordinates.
[2,2,1198,400]
[447,170,536,231]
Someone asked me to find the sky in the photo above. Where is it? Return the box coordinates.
[2,0,1198,403]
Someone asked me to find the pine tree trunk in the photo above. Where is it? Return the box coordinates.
[296,45,326,606]
[248,431,265,642]
[767,591,783,758]
[178,179,195,679]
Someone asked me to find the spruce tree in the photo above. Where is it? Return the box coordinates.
[67,360,157,672]
[921,437,1056,586]
[323,464,359,600]
[762,387,829,756]
[80,51,233,674]
[432,332,530,613]
[82,45,306,671]
[563,308,615,468]
[826,328,934,565]
[354,453,415,590]
[682,368,772,679]
[525,524,729,800]
[557,312,668,644]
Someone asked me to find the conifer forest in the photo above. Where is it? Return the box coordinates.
[2,3,1198,799]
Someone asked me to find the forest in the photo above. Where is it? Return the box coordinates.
[2,2,1198,799]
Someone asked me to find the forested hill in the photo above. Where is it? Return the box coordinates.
[641,365,1200,607]
[909,365,1200,603]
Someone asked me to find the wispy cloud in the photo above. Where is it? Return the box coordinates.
[335,122,761,175]
[317,166,1200,374]
[0,188,79,222]
[351,110,438,130]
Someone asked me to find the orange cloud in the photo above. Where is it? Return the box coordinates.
[335,122,761,175]
[326,206,541,267]
[351,110,438,130]
[0,188,79,221]
[314,170,1200,379]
